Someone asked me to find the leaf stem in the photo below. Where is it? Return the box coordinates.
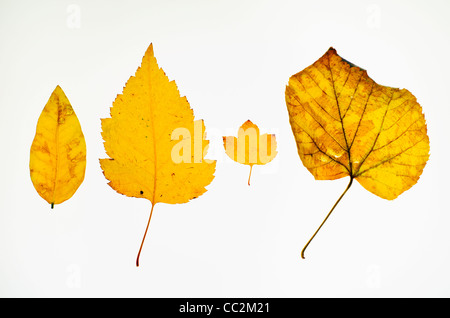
[301,176,353,259]
[248,165,253,186]
[136,203,156,267]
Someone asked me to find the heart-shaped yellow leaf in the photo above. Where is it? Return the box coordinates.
[285,48,430,258]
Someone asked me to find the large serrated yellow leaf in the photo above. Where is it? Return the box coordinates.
[100,43,216,266]
[29,85,86,208]
[285,48,430,258]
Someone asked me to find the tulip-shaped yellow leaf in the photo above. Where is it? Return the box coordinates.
[223,120,277,185]
[30,85,86,208]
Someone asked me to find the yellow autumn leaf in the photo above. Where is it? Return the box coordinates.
[29,85,86,208]
[285,48,430,258]
[100,43,216,266]
[223,120,277,185]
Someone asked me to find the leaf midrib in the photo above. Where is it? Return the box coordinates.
[326,54,353,176]
[146,56,158,206]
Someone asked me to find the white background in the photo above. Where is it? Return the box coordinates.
[1,0,449,297]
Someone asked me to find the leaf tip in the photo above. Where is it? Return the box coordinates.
[146,43,154,57]
[53,85,64,96]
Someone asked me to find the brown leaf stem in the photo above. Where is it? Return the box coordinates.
[301,176,353,259]
[248,165,253,186]
[136,203,156,267]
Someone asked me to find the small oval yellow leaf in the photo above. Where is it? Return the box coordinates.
[29,85,86,208]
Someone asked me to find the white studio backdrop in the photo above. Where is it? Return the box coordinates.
[0,0,449,297]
